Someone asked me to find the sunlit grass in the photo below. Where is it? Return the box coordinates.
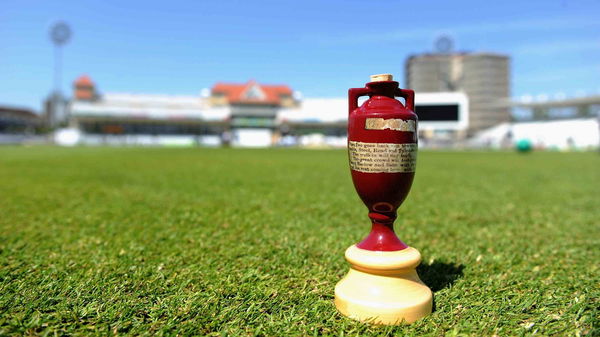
[0,147,598,336]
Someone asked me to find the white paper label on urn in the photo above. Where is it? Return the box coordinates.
[365,118,416,132]
[349,141,417,173]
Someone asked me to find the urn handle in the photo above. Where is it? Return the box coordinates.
[348,88,371,115]
[395,88,415,112]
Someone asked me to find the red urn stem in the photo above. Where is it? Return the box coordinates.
[356,213,408,251]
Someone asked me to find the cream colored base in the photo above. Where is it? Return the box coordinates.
[334,245,433,325]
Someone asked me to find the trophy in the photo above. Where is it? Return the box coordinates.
[334,74,432,324]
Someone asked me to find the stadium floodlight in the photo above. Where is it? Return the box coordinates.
[435,35,454,54]
[50,22,71,46]
[46,21,72,128]
[49,21,72,95]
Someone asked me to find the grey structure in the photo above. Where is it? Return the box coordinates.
[405,52,510,133]
[511,94,600,121]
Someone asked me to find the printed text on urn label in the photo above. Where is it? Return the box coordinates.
[349,141,417,173]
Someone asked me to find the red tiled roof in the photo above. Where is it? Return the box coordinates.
[74,75,95,100]
[212,80,293,105]
[75,90,94,100]
[74,74,94,87]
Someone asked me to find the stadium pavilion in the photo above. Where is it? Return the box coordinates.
[68,75,348,147]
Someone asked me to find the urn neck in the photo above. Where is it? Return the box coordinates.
[366,81,399,98]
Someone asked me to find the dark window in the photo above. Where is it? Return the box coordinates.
[415,104,459,121]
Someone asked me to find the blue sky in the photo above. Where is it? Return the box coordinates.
[1,0,599,111]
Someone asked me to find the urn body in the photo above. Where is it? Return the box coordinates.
[347,80,418,251]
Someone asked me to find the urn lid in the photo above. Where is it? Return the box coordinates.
[370,74,393,82]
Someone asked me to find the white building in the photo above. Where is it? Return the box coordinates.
[66,75,472,148]
[470,118,599,150]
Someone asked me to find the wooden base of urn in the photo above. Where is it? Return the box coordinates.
[334,245,433,325]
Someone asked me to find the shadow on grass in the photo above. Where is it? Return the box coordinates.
[417,261,465,292]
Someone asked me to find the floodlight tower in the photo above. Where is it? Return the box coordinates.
[50,21,71,95]
[47,22,72,127]
[434,35,460,91]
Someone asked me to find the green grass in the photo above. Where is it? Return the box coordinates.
[0,147,598,336]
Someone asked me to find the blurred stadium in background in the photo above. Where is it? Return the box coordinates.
[1,26,599,150]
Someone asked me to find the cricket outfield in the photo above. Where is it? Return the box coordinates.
[0,147,598,336]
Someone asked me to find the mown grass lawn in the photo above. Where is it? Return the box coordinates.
[0,146,598,336]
